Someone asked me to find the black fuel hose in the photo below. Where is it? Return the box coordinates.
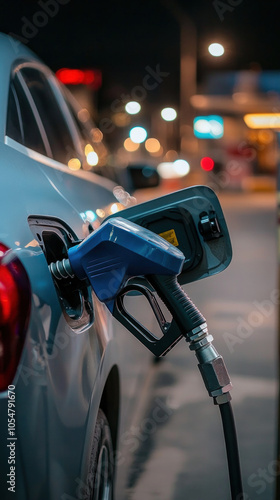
[219,401,244,500]
[148,274,244,500]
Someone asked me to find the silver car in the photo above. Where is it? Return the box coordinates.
[0,33,152,500]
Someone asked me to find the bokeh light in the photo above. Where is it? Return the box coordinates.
[194,115,224,139]
[87,151,99,166]
[85,143,93,155]
[96,208,106,218]
[173,159,190,176]
[110,203,119,214]
[85,210,97,222]
[161,107,177,121]
[129,126,147,143]
[157,160,190,179]
[145,138,161,153]
[91,128,103,143]
[124,138,140,152]
[194,119,211,134]
[125,101,141,114]
[208,43,225,57]
[68,158,81,170]
[200,157,215,171]
[77,108,90,123]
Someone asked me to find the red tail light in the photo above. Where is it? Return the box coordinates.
[0,244,31,391]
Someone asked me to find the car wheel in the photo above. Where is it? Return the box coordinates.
[88,409,114,500]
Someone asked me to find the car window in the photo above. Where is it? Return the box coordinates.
[6,85,23,144]
[6,81,47,156]
[19,67,77,165]
[62,90,109,170]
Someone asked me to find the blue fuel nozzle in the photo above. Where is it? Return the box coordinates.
[49,216,206,356]
[67,217,184,311]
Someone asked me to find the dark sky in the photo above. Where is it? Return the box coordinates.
[0,0,279,108]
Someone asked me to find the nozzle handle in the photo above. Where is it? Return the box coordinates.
[112,273,206,357]
[147,274,206,334]
[113,281,184,357]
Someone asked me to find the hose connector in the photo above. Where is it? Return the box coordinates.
[186,323,232,404]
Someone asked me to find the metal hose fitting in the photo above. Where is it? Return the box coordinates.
[49,258,75,280]
[186,323,232,404]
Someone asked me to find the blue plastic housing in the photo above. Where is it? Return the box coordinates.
[68,217,184,311]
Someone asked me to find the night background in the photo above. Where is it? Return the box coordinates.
[1,0,279,109]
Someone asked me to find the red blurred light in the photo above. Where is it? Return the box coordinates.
[57,68,84,85]
[0,244,31,391]
[0,267,17,324]
[56,68,102,89]
[200,157,215,171]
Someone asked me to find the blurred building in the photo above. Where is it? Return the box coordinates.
[189,70,280,190]
[55,64,279,191]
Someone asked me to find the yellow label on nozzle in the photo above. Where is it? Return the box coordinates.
[159,229,179,247]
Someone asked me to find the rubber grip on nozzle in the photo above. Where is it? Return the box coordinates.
[147,274,206,335]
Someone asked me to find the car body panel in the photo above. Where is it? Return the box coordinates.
[0,33,151,499]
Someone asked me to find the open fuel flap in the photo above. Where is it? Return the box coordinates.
[104,185,232,285]
[28,215,94,333]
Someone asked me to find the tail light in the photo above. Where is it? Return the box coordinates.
[0,244,31,392]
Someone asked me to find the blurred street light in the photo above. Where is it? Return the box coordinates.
[87,151,99,166]
[173,159,190,175]
[125,101,141,115]
[145,138,161,153]
[110,203,120,214]
[124,137,140,151]
[68,158,81,170]
[208,43,225,57]
[157,159,190,179]
[161,107,177,121]
[85,210,97,222]
[129,126,147,143]
[193,115,224,139]
[244,113,280,129]
[200,157,215,171]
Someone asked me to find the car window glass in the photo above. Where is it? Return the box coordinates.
[6,81,47,156]
[6,85,23,144]
[63,93,109,170]
[66,102,91,143]
[20,67,76,164]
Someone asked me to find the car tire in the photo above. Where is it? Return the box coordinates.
[87,409,114,500]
